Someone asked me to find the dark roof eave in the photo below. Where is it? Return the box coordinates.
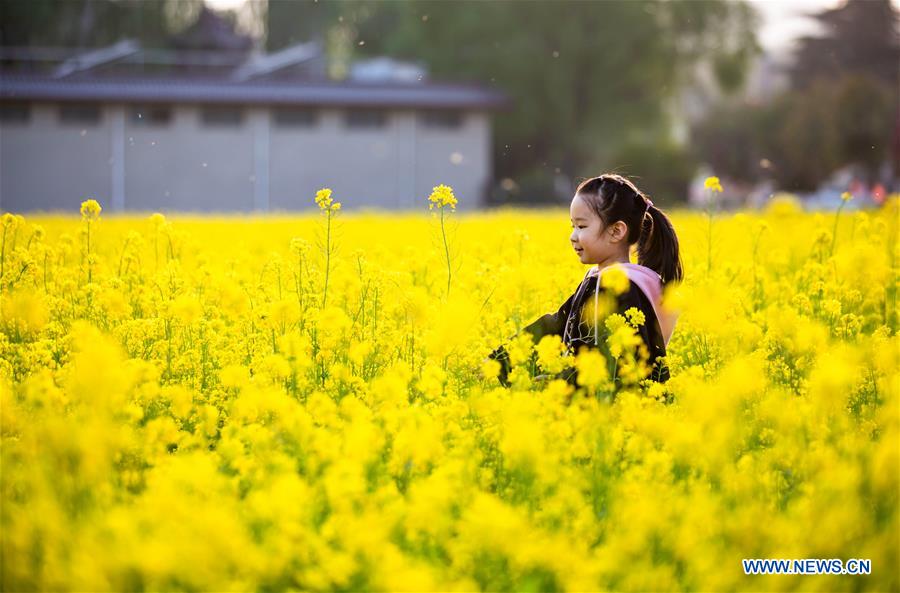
[0,75,510,111]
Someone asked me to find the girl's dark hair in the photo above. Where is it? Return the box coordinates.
[575,173,683,285]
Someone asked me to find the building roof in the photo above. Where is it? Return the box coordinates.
[0,73,509,110]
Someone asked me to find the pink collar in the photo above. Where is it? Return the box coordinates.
[587,263,678,347]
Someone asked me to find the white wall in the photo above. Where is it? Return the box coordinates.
[1,103,114,213]
[1,102,494,213]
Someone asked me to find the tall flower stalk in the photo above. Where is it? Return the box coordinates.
[427,184,458,297]
[290,237,310,323]
[703,176,723,275]
[0,213,18,293]
[149,212,166,271]
[751,220,769,311]
[80,198,102,286]
[830,191,854,257]
[315,188,341,308]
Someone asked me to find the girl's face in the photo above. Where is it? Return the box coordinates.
[569,193,628,265]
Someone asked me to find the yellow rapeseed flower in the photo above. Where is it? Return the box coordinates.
[624,306,645,328]
[574,347,608,389]
[1,289,49,336]
[315,188,332,209]
[704,176,723,193]
[2,212,17,229]
[428,184,457,210]
[600,264,630,296]
[480,357,501,381]
[80,198,102,219]
[314,188,341,212]
[535,334,568,374]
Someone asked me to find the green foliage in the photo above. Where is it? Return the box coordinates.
[692,74,894,190]
[679,0,899,192]
[266,0,342,51]
[690,102,775,184]
[789,0,899,91]
[0,0,203,48]
[350,0,758,199]
[607,140,698,206]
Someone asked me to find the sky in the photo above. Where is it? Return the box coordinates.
[205,0,898,56]
[747,0,843,54]
[205,0,246,11]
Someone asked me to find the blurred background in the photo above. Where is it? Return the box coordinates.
[0,0,897,212]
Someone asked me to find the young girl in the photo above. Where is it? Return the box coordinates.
[488,173,683,388]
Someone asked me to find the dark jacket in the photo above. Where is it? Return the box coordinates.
[488,272,670,388]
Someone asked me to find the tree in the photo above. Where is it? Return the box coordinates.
[343,0,758,204]
[691,74,895,191]
[831,75,897,180]
[0,0,204,49]
[266,0,341,51]
[691,0,900,191]
[789,0,899,92]
[689,101,774,184]
[767,83,844,191]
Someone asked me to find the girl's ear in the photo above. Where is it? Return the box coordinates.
[609,220,628,243]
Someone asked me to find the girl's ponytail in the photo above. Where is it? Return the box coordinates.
[637,203,683,285]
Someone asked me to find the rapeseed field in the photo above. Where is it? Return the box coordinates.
[1,190,897,592]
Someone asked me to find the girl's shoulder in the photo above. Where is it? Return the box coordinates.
[620,280,656,312]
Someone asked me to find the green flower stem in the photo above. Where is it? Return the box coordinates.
[322,210,332,308]
[830,200,847,257]
[441,206,451,297]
